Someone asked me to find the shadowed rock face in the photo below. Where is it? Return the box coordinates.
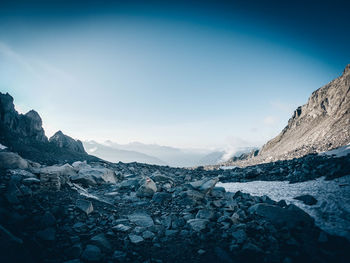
[49,130,86,154]
[259,64,350,159]
[0,92,97,165]
[0,93,47,143]
[225,64,350,167]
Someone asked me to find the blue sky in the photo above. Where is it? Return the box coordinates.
[0,0,349,150]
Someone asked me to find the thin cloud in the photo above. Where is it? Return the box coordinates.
[270,99,296,113]
[0,41,74,83]
[263,115,278,126]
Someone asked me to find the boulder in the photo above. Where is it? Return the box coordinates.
[90,233,112,252]
[128,212,154,227]
[81,245,102,262]
[74,166,116,185]
[136,177,157,198]
[248,203,314,228]
[189,177,219,194]
[70,173,97,186]
[187,219,209,232]
[76,199,94,215]
[40,173,61,191]
[0,152,28,169]
[119,178,139,190]
[152,192,172,204]
[128,234,144,244]
[294,194,317,205]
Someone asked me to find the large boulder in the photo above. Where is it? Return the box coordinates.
[78,166,116,184]
[34,163,76,186]
[294,194,318,205]
[71,165,116,186]
[248,203,314,228]
[81,245,102,262]
[189,177,219,194]
[136,177,157,197]
[0,152,29,169]
[128,212,154,227]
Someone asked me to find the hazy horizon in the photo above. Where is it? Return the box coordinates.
[1,0,349,152]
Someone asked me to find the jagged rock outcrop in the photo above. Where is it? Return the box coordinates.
[226,64,350,167]
[0,92,97,165]
[0,93,47,143]
[49,130,86,154]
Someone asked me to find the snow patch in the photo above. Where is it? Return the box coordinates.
[319,143,350,158]
[0,143,7,150]
[218,175,350,240]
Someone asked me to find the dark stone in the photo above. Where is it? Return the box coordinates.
[294,194,317,205]
[81,245,102,262]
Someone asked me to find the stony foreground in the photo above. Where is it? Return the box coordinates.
[1,151,350,263]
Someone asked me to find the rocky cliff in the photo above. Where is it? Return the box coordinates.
[50,130,86,154]
[0,92,97,164]
[226,64,350,167]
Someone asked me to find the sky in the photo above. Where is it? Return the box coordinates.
[0,0,349,151]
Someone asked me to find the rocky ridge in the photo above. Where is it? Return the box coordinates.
[225,64,350,167]
[0,92,97,165]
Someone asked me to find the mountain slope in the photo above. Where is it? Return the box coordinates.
[225,64,350,166]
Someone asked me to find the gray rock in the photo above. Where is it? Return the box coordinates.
[152,192,172,204]
[22,177,40,184]
[76,199,94,215]
[119,179,139,190]
[187,219,209,232]
[136,177,157,197]
[129,234,144,244]
[112,224,131,232]
[128,212,154,227]
[231,229,246,244]
[294,194,317,205]
[81,245,102,262]
[142,230,155,240]
[113,250,127,261]
[196,209,215,220]
[248,203,314,228]
[70,174,97,186]
[90,233,112,252]
[0,152,28,169]
[77,166,116,184]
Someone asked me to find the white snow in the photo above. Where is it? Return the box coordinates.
[319,143,350,158]
[218,175,350,240]
[0,143,7,150]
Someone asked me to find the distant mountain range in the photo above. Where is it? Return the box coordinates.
[83,140,229,167]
